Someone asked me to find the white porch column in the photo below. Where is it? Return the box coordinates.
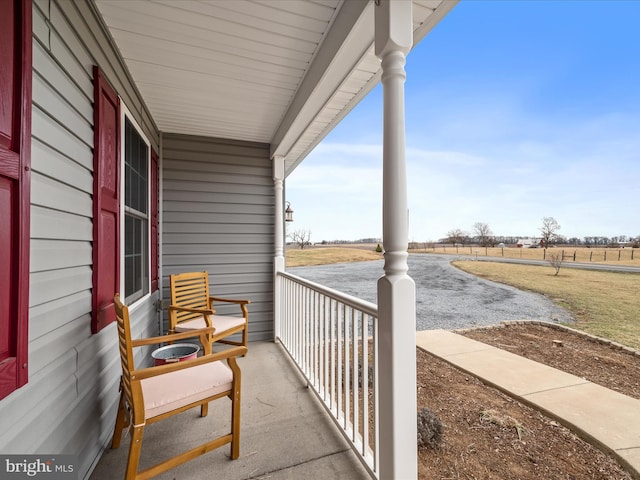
[375,1,417,479]
[273,155,286,340]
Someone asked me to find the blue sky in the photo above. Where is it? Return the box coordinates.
[286,1,640,244]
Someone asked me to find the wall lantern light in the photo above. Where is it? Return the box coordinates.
[285,201,294,222]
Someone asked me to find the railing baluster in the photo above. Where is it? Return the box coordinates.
[313,292,320,390]
[304,286,309,378]
[344,304,350,435]
[337,300,343,426]
[322,294,328,400]
[373,312,379,473]
[330,298,336,414]
[362,313,370,459]
[352,308,359,447]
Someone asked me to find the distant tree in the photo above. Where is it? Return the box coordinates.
[539,217,561,248]
[446,228,465,247]
[473,222,493,247]
[546,251,564,276]
[289,229,312,249]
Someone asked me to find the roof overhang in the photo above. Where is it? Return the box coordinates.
[95,0,457,176]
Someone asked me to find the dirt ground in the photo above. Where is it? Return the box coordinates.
[417,322,639,479]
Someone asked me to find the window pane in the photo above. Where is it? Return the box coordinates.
[124,118,148,215]
[123,116,149,303]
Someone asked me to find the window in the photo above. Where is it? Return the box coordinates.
[0,0,31,399]
[123,117,150,304]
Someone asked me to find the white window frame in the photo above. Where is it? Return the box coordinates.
[120,102,152,309]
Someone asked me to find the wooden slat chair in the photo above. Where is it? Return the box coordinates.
[111,293,246,480]
[169,271,250,350]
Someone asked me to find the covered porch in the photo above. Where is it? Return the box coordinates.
[89,0,456,478]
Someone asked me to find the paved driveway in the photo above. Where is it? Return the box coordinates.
[289,254,574,330]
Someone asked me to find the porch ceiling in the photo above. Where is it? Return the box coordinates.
[95,0,456,176]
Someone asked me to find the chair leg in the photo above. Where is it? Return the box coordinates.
[230,386,241,459]
[125,426,144,480]
[111,390,127,449]
[242,326,248,350]
[200,403,208,417]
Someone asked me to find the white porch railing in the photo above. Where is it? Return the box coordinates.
[276,271,379,479]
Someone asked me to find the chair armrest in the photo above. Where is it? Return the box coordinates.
[130,327,215,348]
[209,296,250,305]
[131,346,248,380]
[168,305,214,315]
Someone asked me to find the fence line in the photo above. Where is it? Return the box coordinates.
[409,245,638,264]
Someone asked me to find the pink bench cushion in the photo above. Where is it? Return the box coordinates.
[175,315,245,335]
[141,361,232,419]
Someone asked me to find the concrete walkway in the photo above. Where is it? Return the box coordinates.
[416,329,640,480]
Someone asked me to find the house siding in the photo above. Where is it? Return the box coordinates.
[0,1,159,479]
[162,133,275,341]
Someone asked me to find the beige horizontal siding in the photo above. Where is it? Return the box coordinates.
[162,133,274,341]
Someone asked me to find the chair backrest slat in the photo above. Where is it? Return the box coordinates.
[174,291,207,305]
[170,271,212,327]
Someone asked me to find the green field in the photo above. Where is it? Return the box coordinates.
[453,261,640,349]
[286,246,382,267]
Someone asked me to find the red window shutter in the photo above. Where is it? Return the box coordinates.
[92,66,120,333]
[0,0,32,400]
[150,148,159,292]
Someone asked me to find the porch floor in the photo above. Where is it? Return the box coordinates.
[90,341,372,480]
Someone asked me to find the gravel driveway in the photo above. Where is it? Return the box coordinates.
[289,254,574,330]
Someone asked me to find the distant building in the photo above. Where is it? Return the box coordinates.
[516,238,542,248]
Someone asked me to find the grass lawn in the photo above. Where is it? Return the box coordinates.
[286,246,382,267]
[453,260,640,350]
